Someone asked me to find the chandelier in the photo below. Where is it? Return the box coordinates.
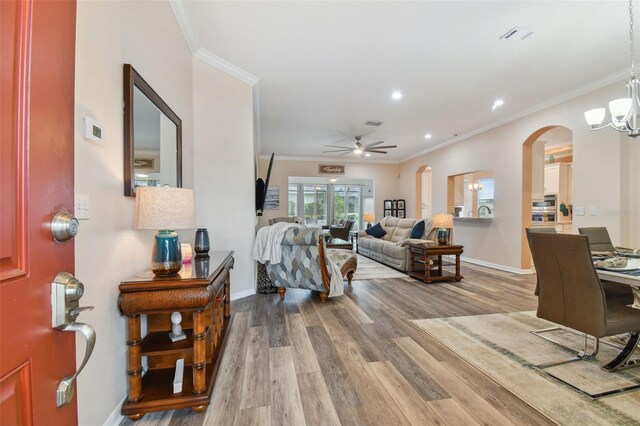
[584,0,640,137]
[468,180,483,191]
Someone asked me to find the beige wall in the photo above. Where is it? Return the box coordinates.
[257,158,400,227]
[193,59,256,298]
[399,81,639,270]
[74,1,193,424]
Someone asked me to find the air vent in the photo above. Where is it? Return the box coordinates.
[499,27,533,41]
[364,121,383,126]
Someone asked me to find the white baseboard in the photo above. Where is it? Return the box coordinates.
[231,288,256,301]
[102,395,126,426]
[457,256,535,275]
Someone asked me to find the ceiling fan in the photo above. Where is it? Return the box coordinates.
[323,136,398,157]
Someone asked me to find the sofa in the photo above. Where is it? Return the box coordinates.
[357,216,437,271]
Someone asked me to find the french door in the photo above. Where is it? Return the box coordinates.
[289,183,365,230]
[333,185,362,231]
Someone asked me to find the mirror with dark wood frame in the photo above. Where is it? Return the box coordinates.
[123,64,182,196]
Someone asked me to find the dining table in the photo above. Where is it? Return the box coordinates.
[596,258,640,307]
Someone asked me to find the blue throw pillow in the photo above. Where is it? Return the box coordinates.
[366,223,386,238]
[410,220,425,239]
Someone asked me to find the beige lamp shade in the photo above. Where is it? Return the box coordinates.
[432,213,453,229]
[363,213,375,223]
[134,187,195,230]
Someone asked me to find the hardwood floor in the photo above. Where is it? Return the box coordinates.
[122,262,553,425]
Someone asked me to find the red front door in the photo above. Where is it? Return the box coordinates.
[1,0,78,424]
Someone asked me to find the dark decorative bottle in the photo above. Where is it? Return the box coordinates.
[194,228,210,256]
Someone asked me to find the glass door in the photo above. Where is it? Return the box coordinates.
[303,184,328,226]
[333,185,362,231]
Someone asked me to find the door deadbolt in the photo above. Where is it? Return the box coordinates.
[51,211,79,242]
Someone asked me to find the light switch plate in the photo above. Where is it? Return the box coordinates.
[575,207,585,216]
[590,207,597,216]
[74,194,90,220]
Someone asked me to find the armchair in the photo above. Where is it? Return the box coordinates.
[266,227,357,303]
[329,219,354,240]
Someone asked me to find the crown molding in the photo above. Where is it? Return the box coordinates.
[194,48,260,86]
[401,68,629,163]
[169,0,199,54]
[258,154,399,165]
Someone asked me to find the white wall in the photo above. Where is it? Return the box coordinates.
[192,59,256,298]
[399,81,638,270]
[74,1,193,424]
[257,158,400,227]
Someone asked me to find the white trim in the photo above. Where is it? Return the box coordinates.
[258,154,399,165]
[231,288,256,301]
[169,0,199,54]
[102,394,127,426]
[459,256,535,275]
[401,69,629,162]
[254,84,262,164]
[194,48,260,86]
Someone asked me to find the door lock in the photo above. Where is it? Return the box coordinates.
[51,210,79,242]
[51,272,96,407]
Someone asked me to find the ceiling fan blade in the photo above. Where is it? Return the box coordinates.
[325,145,352,150]
[323,149,352,153]
[367,150,388,154]
[365,140,385,148]
[367,145,397,150]
[338,151,352,157]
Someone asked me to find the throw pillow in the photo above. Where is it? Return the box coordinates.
[410,220,425,239]
[366,223,386,238]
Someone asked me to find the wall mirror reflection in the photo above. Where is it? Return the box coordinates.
[448,170,494,219]
[124,64,182,196]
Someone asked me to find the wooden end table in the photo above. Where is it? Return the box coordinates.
[118,251,234,420]
[325,237,353,250]
[407,244,464,284]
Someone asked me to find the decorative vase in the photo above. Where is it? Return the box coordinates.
[151,230,182,275]
[194,228,210,256]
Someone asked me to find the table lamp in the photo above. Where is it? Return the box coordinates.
[432,213,453,246]
[134,187,195,275]
[363,213,375,229]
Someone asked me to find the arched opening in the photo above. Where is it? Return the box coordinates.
[521,125,574,269]
[415,165,432,219]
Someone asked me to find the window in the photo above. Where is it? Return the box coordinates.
[288,185,298,217]
[302,184,328,226]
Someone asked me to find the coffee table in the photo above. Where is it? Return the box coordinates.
[325,237,353,250]
[407,243,464,283]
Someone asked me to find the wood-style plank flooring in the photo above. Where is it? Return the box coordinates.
[122,261,553,426]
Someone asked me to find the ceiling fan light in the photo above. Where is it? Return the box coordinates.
[365,153,371,157]
[610,98,632,121]
[354,148,363,155]
[584,108,606,127]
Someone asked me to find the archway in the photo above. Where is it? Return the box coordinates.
[415,165,432,218]
[521,125,573,269]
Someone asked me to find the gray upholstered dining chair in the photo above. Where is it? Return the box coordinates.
[527,227,633,305]
[577,226,616,252]
[528,232,640,375]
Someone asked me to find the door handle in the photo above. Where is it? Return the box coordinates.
[51,272,96,407]
[56,322,96,407]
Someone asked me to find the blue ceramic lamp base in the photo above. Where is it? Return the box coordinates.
[151,229,182,275]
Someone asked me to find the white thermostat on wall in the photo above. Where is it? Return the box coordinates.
[84,116,104,145]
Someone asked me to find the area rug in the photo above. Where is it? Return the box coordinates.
[413,311,640,425]
[351,254,407,280]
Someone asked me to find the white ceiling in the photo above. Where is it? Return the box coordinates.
[177,1,630,162]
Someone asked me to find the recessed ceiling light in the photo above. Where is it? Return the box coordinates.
[424,133,432,139]
[365,153,371,157]
[329,178,337,182]
[492,99,505,111]
[391,91,403,100]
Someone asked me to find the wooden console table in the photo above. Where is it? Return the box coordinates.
[118,251,234,420]
[407,244,463,283]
